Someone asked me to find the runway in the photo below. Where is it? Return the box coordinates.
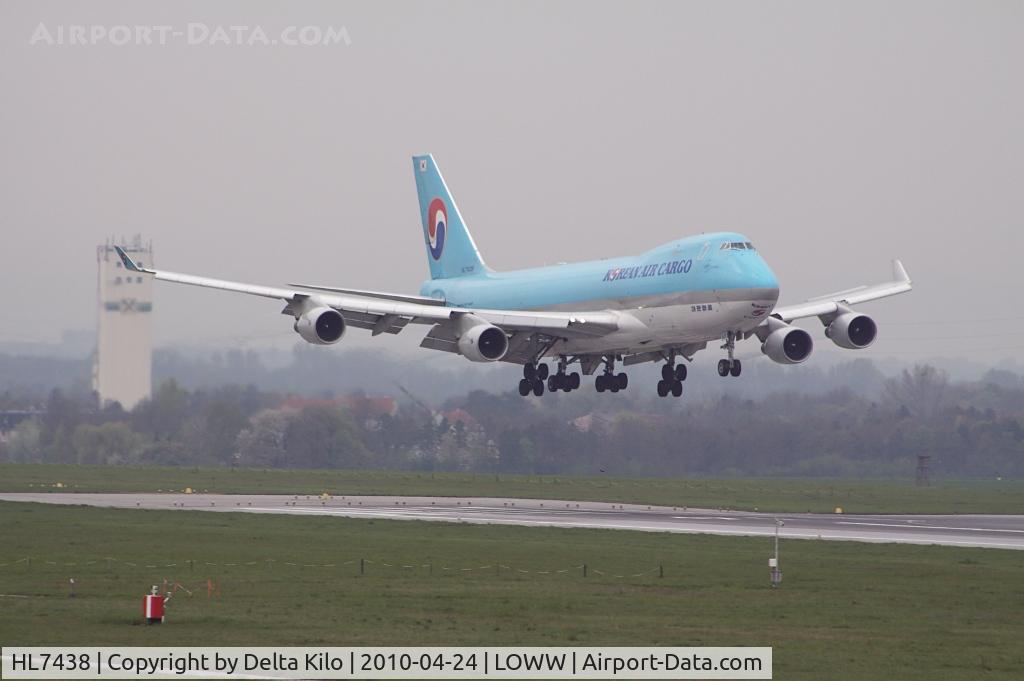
[3,492,1024,550]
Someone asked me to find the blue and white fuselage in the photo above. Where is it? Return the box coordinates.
[419,232,780,357]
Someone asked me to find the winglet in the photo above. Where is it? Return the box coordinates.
[893,259,910,285]
[114,246,149,273]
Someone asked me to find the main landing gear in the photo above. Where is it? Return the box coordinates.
[518,362,548,396]
[595,356,628,393]
[519,360,581,396]
[656,361,687,397]
[548,358,582,393]
[717,331,742,377]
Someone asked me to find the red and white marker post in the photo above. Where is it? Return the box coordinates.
[143,585,169,624]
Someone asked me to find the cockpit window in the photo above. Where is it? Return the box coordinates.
[720,241,754,250]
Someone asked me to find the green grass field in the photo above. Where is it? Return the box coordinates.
[1,500,1023,679]
[2,463,1023,514]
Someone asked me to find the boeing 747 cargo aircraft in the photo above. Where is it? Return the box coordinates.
[116,155,912,397]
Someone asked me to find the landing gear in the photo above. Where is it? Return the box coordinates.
[546,357,581,393]
[717,358,742,377]
[595,356,628,393]
[522,359,581,396]
[596,373,628,393]
[519,377,545,396]
[520,362,549,396]
[524,363,549,381]
[548,371,581,393]
[718,332,742,378]
[657,357,687,397]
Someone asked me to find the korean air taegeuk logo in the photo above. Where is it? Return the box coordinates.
[426,197,447,260]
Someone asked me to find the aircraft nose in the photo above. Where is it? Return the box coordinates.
[753,256,780,299]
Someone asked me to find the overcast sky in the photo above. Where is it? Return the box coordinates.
[1,1,1021,364]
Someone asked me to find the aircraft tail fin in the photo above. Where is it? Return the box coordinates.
[413,155,489,279]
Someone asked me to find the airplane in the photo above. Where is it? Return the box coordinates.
[115,154,912,398]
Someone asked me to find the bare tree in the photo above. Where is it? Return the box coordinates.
[883,365,950,421]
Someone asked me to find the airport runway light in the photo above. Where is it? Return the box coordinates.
[769,519,784,588]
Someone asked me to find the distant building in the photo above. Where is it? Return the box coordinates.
[93,237,153,410]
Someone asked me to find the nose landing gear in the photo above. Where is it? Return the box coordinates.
[718,331,742,377]
[717,358,742,377]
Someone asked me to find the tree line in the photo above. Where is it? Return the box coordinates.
[1,364,1022,478]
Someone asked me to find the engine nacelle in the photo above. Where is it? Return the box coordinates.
[294,306,346,345]
[825,312,877,349]
[761,325,814,364]
[457,322,509,362]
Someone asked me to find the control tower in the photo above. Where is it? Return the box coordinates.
[93,237,153,410]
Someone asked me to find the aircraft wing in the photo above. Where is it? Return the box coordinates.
[114,247,620,339]
[773,259,912,322]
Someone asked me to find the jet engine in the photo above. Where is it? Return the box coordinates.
[761,324,814,364]
[825,312,877,349]
[457,322,509,362]
[294,306,346,345]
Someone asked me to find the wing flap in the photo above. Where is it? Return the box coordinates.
[289,284,447,306]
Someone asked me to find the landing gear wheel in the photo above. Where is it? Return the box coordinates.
[657,380,669,397]
[570,372,580,390]
[717,359,730,377]
[518,379,531,396]
[536,363,549,380]
[661,364,674,381]
[671,380,683,397]
[617,373,628,390]
[548,375,559,392]
[730,359,742,377]
[532,380,544,396]
[523,364,536,380]
[595,375,606,393]
[675,364,688,381]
